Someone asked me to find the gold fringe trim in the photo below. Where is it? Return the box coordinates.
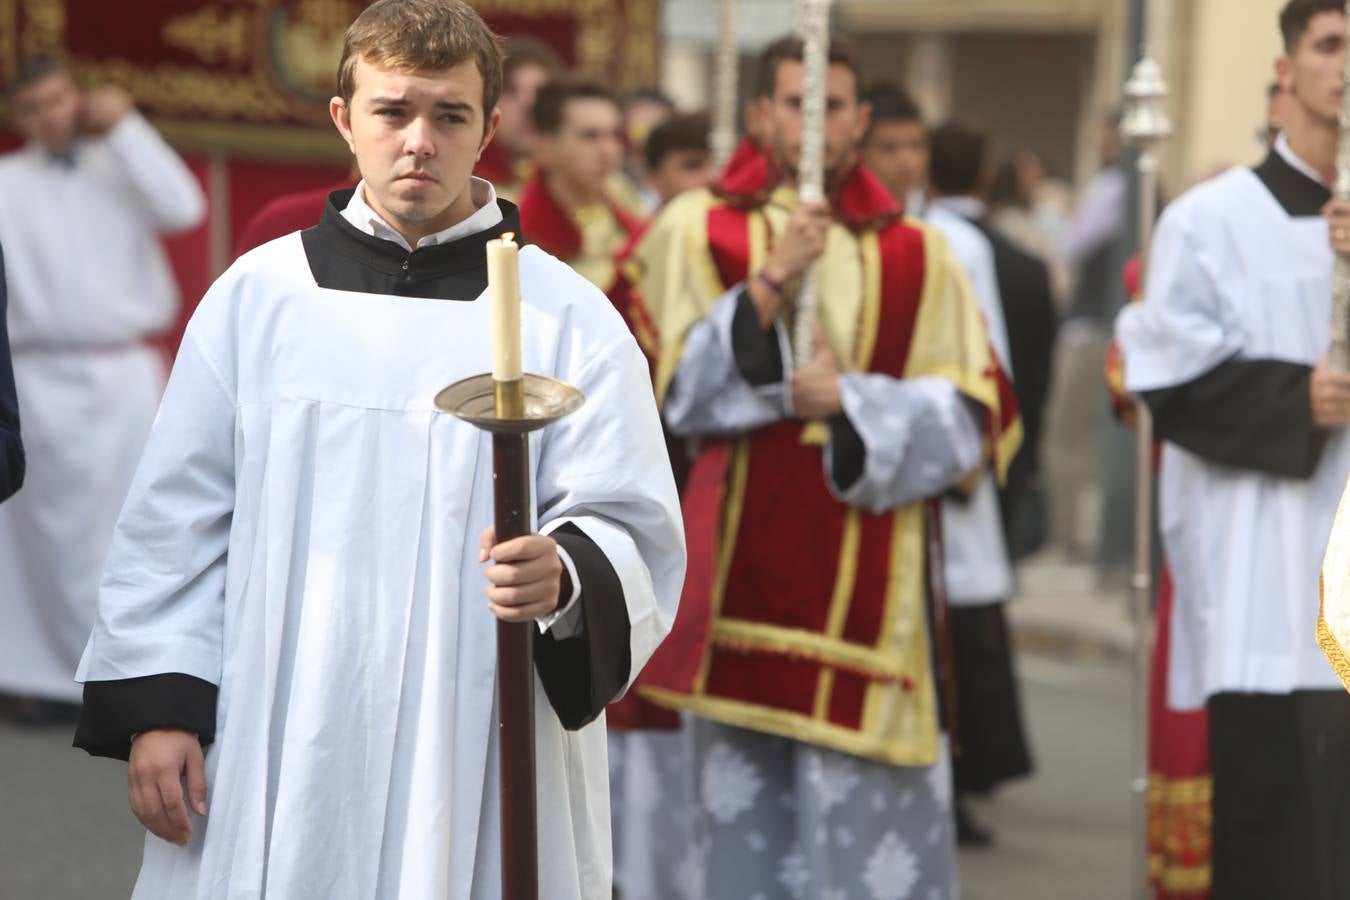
[641,686,939,767]
[1317,574,1350,693]
[711,619,907,682]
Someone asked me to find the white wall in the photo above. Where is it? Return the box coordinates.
[1172,0,1287,186]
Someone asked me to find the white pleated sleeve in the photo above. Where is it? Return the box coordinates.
[663,286,792,435]
[534,331,687,693]
[826,373,983,514]
[76,321,235,686]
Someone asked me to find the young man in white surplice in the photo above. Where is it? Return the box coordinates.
[1117,2,1350,895]
[70,2,685,898]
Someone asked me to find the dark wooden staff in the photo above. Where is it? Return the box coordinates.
[491,378,537,900]
[436,366,584,900]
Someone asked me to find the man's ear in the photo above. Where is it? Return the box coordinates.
[750,96,774,143]
[1275,54,1294,93]
[478,106,503,161]
[330,97,357,155]
[855,101,873,144]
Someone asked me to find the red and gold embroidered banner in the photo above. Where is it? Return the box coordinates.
[0,0,660,161]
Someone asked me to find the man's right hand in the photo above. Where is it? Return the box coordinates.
[750,201,832,327]
[128,729,207,846]
[767,201,831,282]
[1311,355,1350,429]
[81,85,135,135]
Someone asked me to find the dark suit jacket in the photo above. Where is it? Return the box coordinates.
[965,216,1057,557]
[0,244,24,503]
[974,221,1057,464]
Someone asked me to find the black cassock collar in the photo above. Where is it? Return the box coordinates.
[1252,149,1331,218]
[301,188,524,299]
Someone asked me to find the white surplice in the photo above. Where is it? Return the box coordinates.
[0,112,205,701]
[1117,155,1350,710]
[76,234,685,898]
[923,201,1015,607]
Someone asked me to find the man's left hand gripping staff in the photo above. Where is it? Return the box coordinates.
[479,527,565,622]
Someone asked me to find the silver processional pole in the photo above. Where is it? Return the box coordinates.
[1121,50,1172,900]
[710,0,739,173]
[790,0,831,366]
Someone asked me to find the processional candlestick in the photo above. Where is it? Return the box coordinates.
[434,235,585,900]
[1121,51,1172,900]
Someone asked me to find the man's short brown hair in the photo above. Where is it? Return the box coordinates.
[337,0,504,129]
[752,34,862,101]
[1280,0,1346,52]
[502,35,565,91]
[531,81,619,135]
[644,111,710,171]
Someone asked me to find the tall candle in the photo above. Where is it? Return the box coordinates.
[486,233,523,383]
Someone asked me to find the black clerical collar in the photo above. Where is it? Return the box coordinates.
[301,188,524,299]
[1253,149,1330,218]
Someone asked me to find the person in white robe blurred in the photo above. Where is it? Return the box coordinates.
[1119,3,1350,895]
[0,61,205,721]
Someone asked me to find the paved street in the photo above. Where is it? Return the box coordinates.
[0,643,1131,900]
[959,652,1131,899]
[1,714,143,899]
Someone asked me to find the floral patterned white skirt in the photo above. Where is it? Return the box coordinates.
[680,719,959,900]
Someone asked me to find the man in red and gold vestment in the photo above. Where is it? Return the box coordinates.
[626,36,1013,898]
[517,81,640,292]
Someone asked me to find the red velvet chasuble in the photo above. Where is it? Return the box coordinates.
[633,156,1003,765]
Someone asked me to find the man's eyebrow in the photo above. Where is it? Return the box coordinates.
[366,96,475,111]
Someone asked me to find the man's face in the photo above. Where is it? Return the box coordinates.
[1281,11,1347,129]
[763,61,870,182]
[862,119,929,201]
[649,148,713,205]
[624,98,672,171]
[496,62,550,158]
[537,97,624,201]
[331,57,500,233]
[13,72,82,153]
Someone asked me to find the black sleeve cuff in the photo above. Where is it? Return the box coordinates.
[1142,357,1328,479]
[0,432,22,504]
[731,288,785,386]
[74,673,218,761]
[829,413,866,492]
[535,523,631,731]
